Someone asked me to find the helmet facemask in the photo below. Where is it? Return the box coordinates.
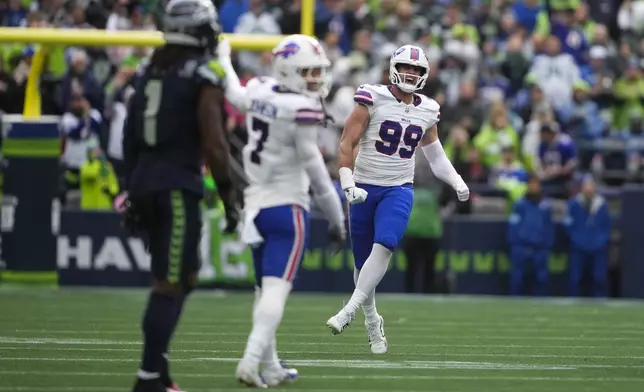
[389,63,429,93]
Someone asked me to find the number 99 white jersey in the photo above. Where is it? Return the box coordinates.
[353,84,440,187]
[242,76,326,211]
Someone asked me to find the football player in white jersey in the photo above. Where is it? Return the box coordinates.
[217,35,346,387]
[326,45,470,353]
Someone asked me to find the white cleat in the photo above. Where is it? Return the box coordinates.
[366,315,388,354]
[326,310,355,335]
[261,361,298,387]
[236,360,267,388]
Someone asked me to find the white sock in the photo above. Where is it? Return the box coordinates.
[242,277,291,368]
[261,336,282,372]
[353,268,379,324]
[251,286,281,371]
[137,370,159,380]
[343,244,392,315]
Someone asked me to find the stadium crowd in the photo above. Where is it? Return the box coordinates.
[0,0,637,296]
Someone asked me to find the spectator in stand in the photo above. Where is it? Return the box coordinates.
[537,122,578,194]
[1,0,28,27]
[507,175,554,296]
[0,58,18,114]
[234,0,281,75]
[490,144,529,210]
[529,35,581,109]
[57,49,103,114]
[441,81,485,138]
[564,175,611,297]
[511,0,549,35]
[586,45,617,111]
[557,80,605,142]
[523,103,555,171]
[537,5,589,67]
[500,34,531,98]
[612,58,644,130]
[79,142,119,210]
[473,101,521,170]
[219,0,249,33]
[60,93,102,202]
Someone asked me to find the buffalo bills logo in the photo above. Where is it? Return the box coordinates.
[311,43,322,55]
[394,47,405,57]
[274,42,300,59]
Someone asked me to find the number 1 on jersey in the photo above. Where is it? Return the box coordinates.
[375,120,424,159]
[144,80,162,146]
[250,117,269,164]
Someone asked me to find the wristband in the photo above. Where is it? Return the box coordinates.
[339,167,355,191]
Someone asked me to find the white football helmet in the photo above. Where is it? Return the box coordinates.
[272,34,332,98]
[389,44,430,93]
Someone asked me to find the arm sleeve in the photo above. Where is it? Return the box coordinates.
[294,125,345,230]
[421,138,463,189]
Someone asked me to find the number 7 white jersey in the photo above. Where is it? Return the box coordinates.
[353,84,440,186]
[242,76,326,211]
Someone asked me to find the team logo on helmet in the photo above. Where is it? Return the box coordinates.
[311,43,321,55]
[274,42,300,59]
[394,47,405,57]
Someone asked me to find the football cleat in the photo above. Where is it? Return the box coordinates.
[236,360,267,388]
[366,315,388,354]
[261,361,298,387]
[132,379,167,392]
[166,382,186,392]
[326,310,355,335]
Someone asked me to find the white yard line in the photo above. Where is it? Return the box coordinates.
[1,336,640,350]
[1,371,644,382]
[0,357,643,370]
[1,346,643,360]
[2,318,643,330]
[7,330,642,341]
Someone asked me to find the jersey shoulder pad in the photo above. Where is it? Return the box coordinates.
[291,95,325,125]
[416,94,440,113]
[353,84,380,107]
[196,57,226,86]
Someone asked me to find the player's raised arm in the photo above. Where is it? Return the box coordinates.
[216,37,248,111]
[197,84,238,230]
[420,124,470,201]
[338,99,370,204]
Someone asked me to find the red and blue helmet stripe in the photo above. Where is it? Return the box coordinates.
[409,47,420,61]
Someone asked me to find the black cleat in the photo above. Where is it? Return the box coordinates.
[132,378,167,392]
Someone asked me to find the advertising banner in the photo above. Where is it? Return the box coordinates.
[55,210,578,296]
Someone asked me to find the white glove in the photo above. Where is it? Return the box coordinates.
[339,167,368,204]
[216,37,232,66]
[455,181,470,202]
[344,186,368,204]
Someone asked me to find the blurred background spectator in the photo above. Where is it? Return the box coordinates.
[0,0,639,297]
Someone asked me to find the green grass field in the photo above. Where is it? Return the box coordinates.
[1,288,643,392]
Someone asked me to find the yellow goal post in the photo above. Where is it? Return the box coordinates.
[0,0,315,118]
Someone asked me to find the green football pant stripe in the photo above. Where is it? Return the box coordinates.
[168,190,186,283]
